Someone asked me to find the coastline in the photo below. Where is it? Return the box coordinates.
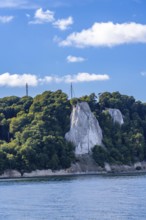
[1,161,146,179]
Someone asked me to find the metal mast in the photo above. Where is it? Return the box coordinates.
[71,82,73,99]
[26,83,28,96]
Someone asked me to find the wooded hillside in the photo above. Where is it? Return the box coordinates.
[0,90,146,174]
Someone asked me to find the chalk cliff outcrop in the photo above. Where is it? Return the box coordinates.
[65,102,103,155]
[108,108,124,125]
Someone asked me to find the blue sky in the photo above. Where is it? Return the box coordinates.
[0,0,146,101]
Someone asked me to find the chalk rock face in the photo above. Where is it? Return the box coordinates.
[108,108,124,125]
[65,102,103,155]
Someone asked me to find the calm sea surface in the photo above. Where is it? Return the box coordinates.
[0,174,146,220]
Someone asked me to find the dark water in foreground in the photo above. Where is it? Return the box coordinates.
[0,174,146,220]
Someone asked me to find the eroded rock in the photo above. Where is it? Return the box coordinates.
[108,108,124,125]
[65,102,103,155]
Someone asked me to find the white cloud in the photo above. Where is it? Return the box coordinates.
[39,76,64,84]
[38,76,54,84]
[29,8,73,31]
[59,22,146,47]
[0,73,38,87]
[29,8,55,24]
[40,73,109,83]
[0,0,37,9]
[0,72,109,87]
[0,16,14,23]
[63,73,110,83]
[67,55,86,63]
[53,16,73,30]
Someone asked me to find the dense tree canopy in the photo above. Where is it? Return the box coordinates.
[92,92,146,166]
[0,90,146,173]
[0,90,74,174]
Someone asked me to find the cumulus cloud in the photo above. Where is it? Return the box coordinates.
[0,73,38,87]
[0,72,109,87]
[29,8,55,24]
[53,16,73,30]
[67,55,86,63]
[59,22,146,47]
[63,73,110,83]
[0,16,14,23]
[40,73,109,83]
[29,8,73,30]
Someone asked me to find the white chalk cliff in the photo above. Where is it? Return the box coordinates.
[108,108,124,125]
[65,102,103,155]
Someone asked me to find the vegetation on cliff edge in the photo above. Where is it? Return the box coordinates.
[0,90,146,173]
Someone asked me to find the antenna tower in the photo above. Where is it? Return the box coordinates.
[71,82,73,99]
[26,83,28,96]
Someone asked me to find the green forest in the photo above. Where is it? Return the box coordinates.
[0,90,146,174]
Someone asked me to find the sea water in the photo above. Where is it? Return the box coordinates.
[0,174,146,220]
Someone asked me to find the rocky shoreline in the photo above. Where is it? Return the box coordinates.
[1,159,146,179]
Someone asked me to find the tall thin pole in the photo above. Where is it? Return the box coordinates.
[71,82,73,99]
[26,83,28,97]
[87,115,89,154]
